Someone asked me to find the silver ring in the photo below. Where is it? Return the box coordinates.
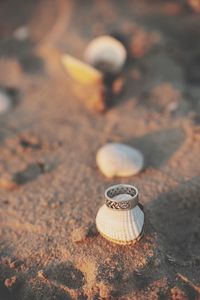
[105,184,139,211]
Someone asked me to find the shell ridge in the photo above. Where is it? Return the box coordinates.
[127,209,134,240]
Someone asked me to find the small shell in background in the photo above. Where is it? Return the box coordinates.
[96,184,144,245]
[96,143,144,178]
[84,35,127,74]
[61,54,106,112]
[0,178,19,191]
[0,90,12,114]
[61,36,127,112]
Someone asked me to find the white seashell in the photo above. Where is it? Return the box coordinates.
[13,26,29,40]
[113,193,132,201]
[61,54,103,85]
[0,90,11,114]
[96,184,144,244]
[96,143,144,178]
[61,54,107,112]
[84,35,127,74]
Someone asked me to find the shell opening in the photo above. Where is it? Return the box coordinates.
[105,184,138,203]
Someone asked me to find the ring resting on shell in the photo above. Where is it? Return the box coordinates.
[96,184,145,245]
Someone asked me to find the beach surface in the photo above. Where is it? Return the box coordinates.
[0,1,200,299]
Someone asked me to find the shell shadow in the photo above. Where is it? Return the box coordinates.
[124,127,185,169]
[148,176,200,264]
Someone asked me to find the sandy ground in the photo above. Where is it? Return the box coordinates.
[0,0,200,299]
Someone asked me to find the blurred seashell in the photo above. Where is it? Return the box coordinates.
[13,26,29,40]
[61,54,103,85]
[96,143,144,178]
[0,90,12,114]
[96,184,144,244]
[84,35,127,74]
[61,54,107,112]
[187,0,200,13]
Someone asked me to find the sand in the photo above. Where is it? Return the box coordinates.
[0,0,200,299]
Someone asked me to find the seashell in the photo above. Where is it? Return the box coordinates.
[187,0,200,13]
[61,54,107,112]
[0,90,12,114]
[96,143,144,178]
[61,54,103,85]
[84,35,127,74]
[96,184,144,245]
[13,26,29,40]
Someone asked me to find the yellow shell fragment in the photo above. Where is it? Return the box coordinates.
[61,54,103,85]
[96,143,144,178]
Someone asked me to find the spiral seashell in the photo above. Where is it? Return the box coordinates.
[96,143,144,178]
[84,35,127,74]
[96,184,144,245]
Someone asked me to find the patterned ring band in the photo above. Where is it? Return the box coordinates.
[105,184,139,211]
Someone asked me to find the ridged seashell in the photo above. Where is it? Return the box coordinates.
[61,54,103,85]
[0,90,11,114]
[96,184,144,244]
[96,143,144,178]
[84,35,127,74]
